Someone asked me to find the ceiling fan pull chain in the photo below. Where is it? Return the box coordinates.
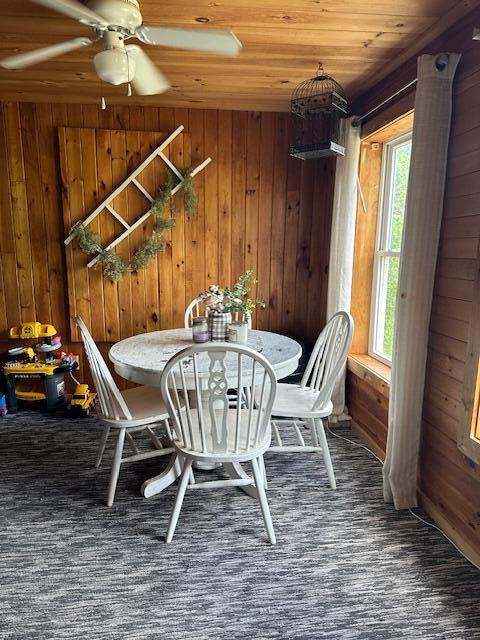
[101,96,107,110]
[127,83,132,97]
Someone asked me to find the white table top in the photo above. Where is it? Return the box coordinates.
[109,328,302,387]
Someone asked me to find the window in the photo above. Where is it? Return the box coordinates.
[460,271,480,464]
[369,131,412,364]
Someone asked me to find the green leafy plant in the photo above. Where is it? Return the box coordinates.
[151,167,196,220]
[70,223,168,282]
[199,271,265,317]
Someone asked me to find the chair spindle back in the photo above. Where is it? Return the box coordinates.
[161,343,276,455]
[76,316,132,421]
[301,311,354,411]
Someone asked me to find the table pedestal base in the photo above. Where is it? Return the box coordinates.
[222,462,258,498]
[141,454,259,500]
[141,455,181,498]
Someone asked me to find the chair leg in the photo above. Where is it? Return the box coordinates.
[251,457,276,544]
[258,454,268,490]
[166,459,193,543]
[107,428,126,507]
[125,431,140,455]
[95,425,110,468]
[309,418,319,447]
[315,418,336,489]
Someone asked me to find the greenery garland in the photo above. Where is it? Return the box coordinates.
[71,167,196,282]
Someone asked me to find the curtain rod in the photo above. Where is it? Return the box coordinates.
[351,78,417,128]
[351,52,451,128]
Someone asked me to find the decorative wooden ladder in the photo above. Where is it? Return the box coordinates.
[64,124,212,268]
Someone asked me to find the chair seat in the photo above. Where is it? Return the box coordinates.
[265,383,333,419]
[116,385,169,426]
[173,408,271,462]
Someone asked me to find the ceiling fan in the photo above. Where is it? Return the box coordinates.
[0,0,242,96]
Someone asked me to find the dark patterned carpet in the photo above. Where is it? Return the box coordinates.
[1,410,479,640]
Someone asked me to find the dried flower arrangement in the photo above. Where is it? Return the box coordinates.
[199,271,266,318]
[71,167,196,282]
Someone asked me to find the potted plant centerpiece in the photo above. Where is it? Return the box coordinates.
[199,271,265,342]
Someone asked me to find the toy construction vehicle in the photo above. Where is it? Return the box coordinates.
[1,322,79,412]
[68,384,96,417]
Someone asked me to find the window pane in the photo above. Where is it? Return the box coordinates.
[374,256,400,360]
[388,141,411,251]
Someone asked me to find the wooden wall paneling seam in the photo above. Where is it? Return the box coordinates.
[96,128,120,341]
[5,103,36,322]
[245,111,261,317]
[58,126,78,341]
[36,103,69,338]
[186,108,206,305]
[427,347,465,383]
[294,161,315,339]
[112,107,134,340]
[230,111,247,292]
[182,118,196,307]
[111,129,132,341]
[171,107,189,327]
[256,112,274,332]
[283,148,301,336]
[67,125,92,338]
[204,109,219,289]
[80,125,106,341]
[127,127,148,335]
[0,104,20,332]
[306,158,335,341]
[269,112,288,334]
[128,108,149,336]
[157,108,174,331]
[20,101,52,323]
[217,110,233,302]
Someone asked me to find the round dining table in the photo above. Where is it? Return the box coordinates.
[109,328,302,498]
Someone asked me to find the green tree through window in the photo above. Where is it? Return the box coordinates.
[371,133,412,362]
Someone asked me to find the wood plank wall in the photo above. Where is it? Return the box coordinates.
[351,5,480,561]
[0,102,335,385]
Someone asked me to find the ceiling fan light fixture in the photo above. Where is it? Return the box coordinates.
[88,0,142,32]
[94,47,135,85]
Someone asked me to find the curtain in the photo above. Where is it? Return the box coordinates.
[326,117,361,421]
[383,53,461,509]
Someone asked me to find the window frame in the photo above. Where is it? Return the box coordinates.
[459,240,480,464]
[369,130,412,366]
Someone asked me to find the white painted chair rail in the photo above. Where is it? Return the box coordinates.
[265,311,354,490]
[160,342,277,544]
[76,316,174,507]
[64,125,212,270]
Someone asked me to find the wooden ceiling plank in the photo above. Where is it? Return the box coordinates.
[0,0,475,110]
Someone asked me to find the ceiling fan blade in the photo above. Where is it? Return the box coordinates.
[136,26,242,57]
[126,45,170,95]
[30,0,108,27]
[0,37,93,70]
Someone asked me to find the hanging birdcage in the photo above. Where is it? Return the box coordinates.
[289,67,348,160]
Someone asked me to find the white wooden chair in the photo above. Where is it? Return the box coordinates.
[160,343,277,544]
[184,296,253,409]
[184,295,252,329]
[76,316,174,507]
[263,312,354,489]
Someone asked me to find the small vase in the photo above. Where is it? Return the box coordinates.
[208,309,232,342]
[227,320,248,345]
